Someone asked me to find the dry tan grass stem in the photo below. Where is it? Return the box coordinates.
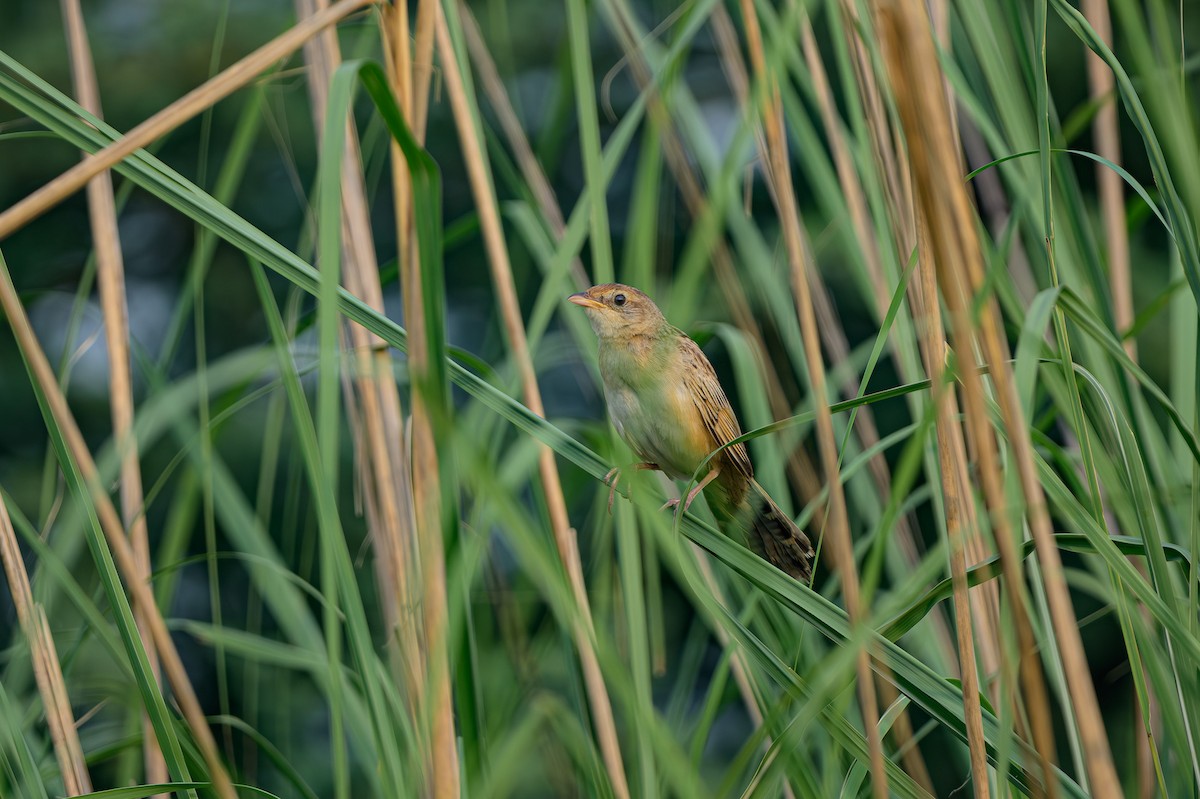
[709,7,935,790]
[879,9,1060,795]
[913,217,991,799]
[433,7,631,797]
[879,3,1123,796]
[0,495,92,795]
[908,2,1011,700]
[403,290,462,799]
[411,0,438,142]
[296,0,424,727]
[382,2,462,794]
[58,0,167,789]
[735,2,887,797]
[829,9,973,644]
[797,18,887,316]
[834,0,914,252]
[0,0,377,243]
[1081,0,1132,359]
[837,0,1005,717]
[380,9,437,752]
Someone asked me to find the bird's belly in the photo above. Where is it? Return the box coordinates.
[606,383,710,480]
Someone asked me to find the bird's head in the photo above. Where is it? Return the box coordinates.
[568,283,666,339]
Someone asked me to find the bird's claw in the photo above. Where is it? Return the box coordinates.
[603,462,658,515]
[603,467,622,515]
[660,477,711,515]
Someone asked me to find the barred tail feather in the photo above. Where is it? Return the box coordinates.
[749,491,813,582]
[706,479,814,582]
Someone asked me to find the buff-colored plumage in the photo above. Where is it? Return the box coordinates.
[570,283,814,581]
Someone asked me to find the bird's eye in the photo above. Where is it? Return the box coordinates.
[613,293,627,307]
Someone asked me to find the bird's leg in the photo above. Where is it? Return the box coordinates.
[660,467,721,514]
[604,462,659,514]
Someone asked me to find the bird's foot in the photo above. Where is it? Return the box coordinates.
[658,485,702,515]
[660,468,720,516]
[604,462,658,514]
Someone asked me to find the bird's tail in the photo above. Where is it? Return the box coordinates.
[708,480,814,582]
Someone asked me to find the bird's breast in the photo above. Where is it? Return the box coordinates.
[602,360,714,481]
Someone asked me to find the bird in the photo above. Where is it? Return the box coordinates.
[569,283,814,582]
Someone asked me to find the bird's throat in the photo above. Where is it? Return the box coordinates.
[598,331,675,390]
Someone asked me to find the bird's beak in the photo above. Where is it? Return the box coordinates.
[568,292,606,311]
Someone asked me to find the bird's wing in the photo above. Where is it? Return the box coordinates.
[678,334,754,480]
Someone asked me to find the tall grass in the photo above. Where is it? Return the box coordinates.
[0,0,1197,796]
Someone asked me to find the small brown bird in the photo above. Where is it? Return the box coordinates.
[570,283,814,582]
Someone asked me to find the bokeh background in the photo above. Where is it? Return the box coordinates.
[1,0,1198,797]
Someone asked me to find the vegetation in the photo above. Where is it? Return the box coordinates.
[0,0,1197,796]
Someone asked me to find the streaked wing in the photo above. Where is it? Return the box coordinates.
[678,334,754,480]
